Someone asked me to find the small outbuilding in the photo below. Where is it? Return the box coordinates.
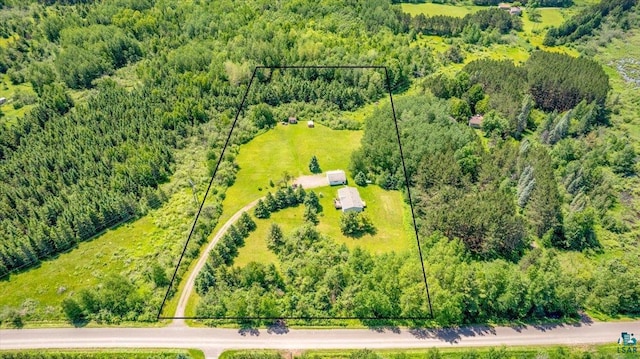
[307,120,314,128]
[469,114,484,129]
[510,6,522,15]
[0,97,6,105]
[336,187,364,213]
[498,3,511,10]
[288,116,298,124]
[327,170,347,186]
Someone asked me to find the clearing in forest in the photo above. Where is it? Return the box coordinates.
[161,66,431,321]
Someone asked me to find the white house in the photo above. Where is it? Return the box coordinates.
[337,187,364,213]
[327,170,347,186]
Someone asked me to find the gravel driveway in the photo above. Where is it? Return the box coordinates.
[292,174,328,188]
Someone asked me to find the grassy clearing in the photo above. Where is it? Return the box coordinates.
[595,33,640,144]
[315,185,414,255]
[0,349,204,359]
[235,184,414,268]
[400,3,483,17]
[0,74,37,125]
[222,123,362,224]
[0,131,213,322]
[221,344,633,358]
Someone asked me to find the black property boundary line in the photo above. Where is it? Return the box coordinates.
[158,65,434,321]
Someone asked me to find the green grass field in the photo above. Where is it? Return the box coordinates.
[221,123,362,224]
[235,184,414,268]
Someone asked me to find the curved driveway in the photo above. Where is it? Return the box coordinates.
[172,174,329,324]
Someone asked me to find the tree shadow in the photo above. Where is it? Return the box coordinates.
[362,319,401,334]
[408,325,497,344]
[266,320,290,335]
[238,321,260,336]
[71,318,90,328]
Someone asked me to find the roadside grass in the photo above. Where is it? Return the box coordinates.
[221,344,632,358]
[0,132,212,323]
[0,349,204,359]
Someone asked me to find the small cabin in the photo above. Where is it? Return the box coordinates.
[288,116,298,124]
[498,3,511,10]
[469,114,484,129]
[510,6,522,15]
[307,120,314,128]
[0,97,6,105]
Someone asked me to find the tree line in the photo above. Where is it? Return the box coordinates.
[404,8,522,37]
[544,0,637,45]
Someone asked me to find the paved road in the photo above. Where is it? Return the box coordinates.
[172,175,330,323]
[1,321,638,358]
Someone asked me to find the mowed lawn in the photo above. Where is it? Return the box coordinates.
[235,184,415,269]
[221,123,362,223]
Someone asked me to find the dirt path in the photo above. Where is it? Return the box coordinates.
[172,175,329,325]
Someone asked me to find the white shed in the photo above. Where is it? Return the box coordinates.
[327,170,347,186]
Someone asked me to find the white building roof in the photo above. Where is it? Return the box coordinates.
[338,187,364,210]
[327,170,346,183]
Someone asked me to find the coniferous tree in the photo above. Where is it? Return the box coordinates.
[254,199,270,219]
[309,155,321,173]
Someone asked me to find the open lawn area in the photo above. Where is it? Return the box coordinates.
[235,184,415,268]
[221,123,362,225]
